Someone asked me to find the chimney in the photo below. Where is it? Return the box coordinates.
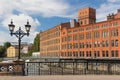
[107,14,111,20]
[117,9,120,13]
[70,19,76,28]
[111,13,114,19]
[107,13,114,20]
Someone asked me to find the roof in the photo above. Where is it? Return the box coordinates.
[8,45,19,49]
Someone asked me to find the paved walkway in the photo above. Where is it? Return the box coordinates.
[1,75,120,80]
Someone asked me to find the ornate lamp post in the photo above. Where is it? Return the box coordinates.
[8,19,31,60]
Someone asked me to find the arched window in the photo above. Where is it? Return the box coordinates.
[106,51,109,57]
[111,40,114,47]
[84,20,87,25]
[115,40,118,47]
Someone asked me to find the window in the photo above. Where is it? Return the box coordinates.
[68,52,72,57]
[115,40,118,47]
[111,50,114,57]
[90,20,94,24]
[80,43,84,48]
[80,52,82,57]
[86,27,91,31]
[64,52,67,57]
[84,20,87,25]
[68,36,72,41]
[106,40,109,47]
[106,51,109,57]
[97,51,100,57]
[94,26,99,30]
[67,44,72,49]
[73,43,78,48]
[94,42,97,48]
[111,29,118,37]
[62,37,66,42]
[86,42,89,48]
[80,51,84,57]
[86,51,89,57]
[111,40,114,47]
[102,24,108,28]
[94,32,100,38]
[79,34,84,40]
[73,52,78,57]
[80,21,83,25]
[83,51,84,57]
[56,32,60,37]
[79,43,82,48]
[89,42,92,48]
[89,51,92,57]
[116,50,118,57]
[102,41,105,47]
[94,51,96,58]
[113,22,118,26]
[79,28,84,32]
[86,33,91,39]
[82,43,84,48]
[98,42,100,47]
[102,51,105,57]
[73,35,78,40]
[62,44,66,49]
[102,31,109,38]
[73,29,78,32]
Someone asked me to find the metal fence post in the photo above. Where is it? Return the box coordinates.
[85,61,88,75]
[62,63,63,75]
[50,62,52,75]
[26,62,28,76]
[107,62,111,74]
[22,62,25,76]
[39,63,40,75]
[73,62,74,75]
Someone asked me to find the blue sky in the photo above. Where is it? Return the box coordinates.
[0,0,120,44]
[38,0,107,31]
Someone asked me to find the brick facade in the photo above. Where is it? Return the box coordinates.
[40,7,120,59]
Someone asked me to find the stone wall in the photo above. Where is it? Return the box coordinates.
[0,61,24,76]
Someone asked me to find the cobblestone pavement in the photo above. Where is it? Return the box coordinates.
[0,75,120,80]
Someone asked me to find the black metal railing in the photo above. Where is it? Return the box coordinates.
[24,59,120,75]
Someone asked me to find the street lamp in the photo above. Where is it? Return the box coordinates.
[8,19,31,60]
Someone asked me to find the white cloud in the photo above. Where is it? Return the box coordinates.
[1,13,40,43]
[2,14,40,31]
[0,0,17,19]
[0,0,70,43]
[17,0,70,17]
[0,0,70,18]
[107,0,120,3]
[96,0,120,21]
[0,31,16,42]
[1,0,120,44]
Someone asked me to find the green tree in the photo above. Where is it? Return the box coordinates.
[3,42,11,57]
[33,33,40,52]
[4,42,11,49]
[0,46,5,57]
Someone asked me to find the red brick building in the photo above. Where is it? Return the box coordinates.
[40,7,120,59]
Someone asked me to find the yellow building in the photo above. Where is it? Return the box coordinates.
[7,46,18,58]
